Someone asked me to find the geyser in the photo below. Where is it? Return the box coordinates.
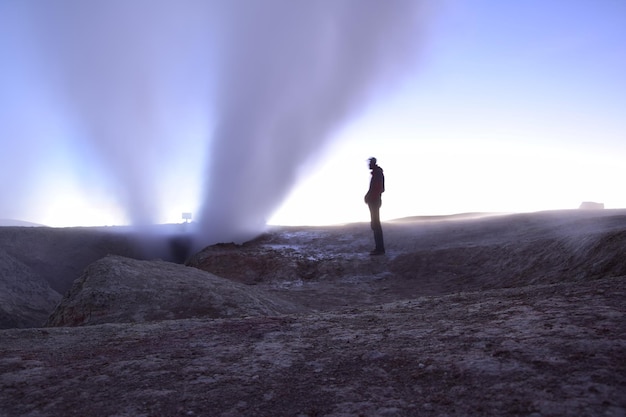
[0,1,425,249]
[196,0,424,247]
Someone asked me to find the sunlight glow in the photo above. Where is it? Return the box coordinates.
[2,1,624,228]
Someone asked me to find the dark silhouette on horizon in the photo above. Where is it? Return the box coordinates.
[364,157,385,255]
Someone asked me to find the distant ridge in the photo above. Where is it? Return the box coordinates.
[0,219,45,227]
[389,212,508,222]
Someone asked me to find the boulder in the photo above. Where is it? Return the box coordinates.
[46,255,299,327]
[0,250,61,328]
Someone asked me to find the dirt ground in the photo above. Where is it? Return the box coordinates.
[1,210,625,416]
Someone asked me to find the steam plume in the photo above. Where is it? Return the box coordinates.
[0,1,215,226]
[197,0,423,246]
[0,1,423,248]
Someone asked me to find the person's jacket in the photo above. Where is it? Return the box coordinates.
[365,165,385,204]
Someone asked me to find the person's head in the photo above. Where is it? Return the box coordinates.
[368,157,377,169]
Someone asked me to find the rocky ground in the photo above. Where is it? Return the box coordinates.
[1,210,625,416]
[0,225,187,328]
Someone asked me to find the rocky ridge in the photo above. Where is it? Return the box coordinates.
[0,210,625,416]
[45,255,301,327]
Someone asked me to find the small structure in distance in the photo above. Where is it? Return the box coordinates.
[579,202,604,210]
[182,212,192,223]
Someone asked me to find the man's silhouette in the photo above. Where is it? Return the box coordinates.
[364,157,385,255]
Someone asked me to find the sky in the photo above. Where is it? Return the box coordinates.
[0,0,625,233]
[272,0,626,225]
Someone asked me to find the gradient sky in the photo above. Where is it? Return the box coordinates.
[1,0,624,228]
[271,0,626,225]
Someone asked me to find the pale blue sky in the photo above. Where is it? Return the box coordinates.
[272,0,626,225]
[0,0,624,227]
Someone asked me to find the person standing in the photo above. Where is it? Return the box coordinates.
[364,157,385,255]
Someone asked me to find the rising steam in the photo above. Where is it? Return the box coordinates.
[0,1,424,248]
[198,1,424,246]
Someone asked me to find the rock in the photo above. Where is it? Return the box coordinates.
[0,226,144,295]
[1,211,626,416]
[45,255,299,327]
[0,225,204,329]
[0,250,61,328]
[4,276,624,417]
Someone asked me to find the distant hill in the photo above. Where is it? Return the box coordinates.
[0,219,45,227]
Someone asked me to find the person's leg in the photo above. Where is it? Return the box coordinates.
[369,201,385,253]
[374,225,384,252]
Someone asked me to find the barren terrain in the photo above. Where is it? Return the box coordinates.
[1,210,625,416]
